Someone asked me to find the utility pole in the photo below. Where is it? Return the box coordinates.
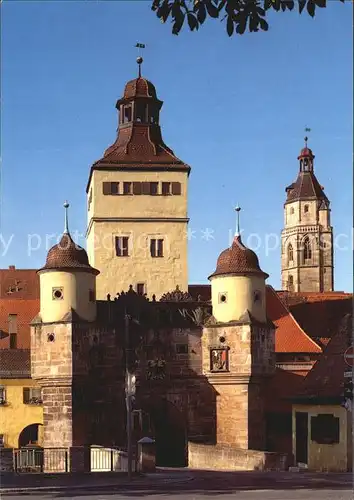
[124,310,135,481]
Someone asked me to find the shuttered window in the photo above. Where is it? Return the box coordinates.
[133,182,142,195]
[172,182,181,195]
[102,182,119,195]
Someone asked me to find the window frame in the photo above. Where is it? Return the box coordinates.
[52,287,64,301]
[150,238,164,258]
[161,182,171,196]
[115,236,129,257]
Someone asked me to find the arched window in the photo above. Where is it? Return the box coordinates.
[287,244,294,265]
[303,237,312,261]
[304,204,309,213]
[290,207,294,215]
[288,275,294,291]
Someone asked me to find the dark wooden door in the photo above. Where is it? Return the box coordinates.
[295,411,308,464]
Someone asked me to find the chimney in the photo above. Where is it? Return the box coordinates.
[9,265,15,271]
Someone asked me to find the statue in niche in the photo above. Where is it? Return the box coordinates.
[210,348,229,372]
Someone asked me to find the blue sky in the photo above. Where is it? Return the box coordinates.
[1,1,352,291]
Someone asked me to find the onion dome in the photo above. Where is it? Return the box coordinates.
[122,77,157,100]
[297,136,315,159]
[38,202,99,275]
[209,235,268,279]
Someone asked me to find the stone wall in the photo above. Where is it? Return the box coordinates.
[188,442,292,471]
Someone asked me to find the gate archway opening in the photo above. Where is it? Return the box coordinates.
[141,398,187,468]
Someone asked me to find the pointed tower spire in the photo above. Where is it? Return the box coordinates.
[235,205,241,237]
[63,201,69,234]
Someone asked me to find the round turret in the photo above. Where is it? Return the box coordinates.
[37,203,99,323]
[209,230,268,324]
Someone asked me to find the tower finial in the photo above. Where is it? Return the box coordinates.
[135,42,145,78]
[63,201,69,234]
[235,205,241,237]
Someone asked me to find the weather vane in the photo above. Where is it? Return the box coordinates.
[135,43,145,78]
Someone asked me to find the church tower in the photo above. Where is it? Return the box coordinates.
[86,57,190,300]
[281,138,334,292]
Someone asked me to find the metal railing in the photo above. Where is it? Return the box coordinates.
[14,448,69,473]
[13,446,136,473]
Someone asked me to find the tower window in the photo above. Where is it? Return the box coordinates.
[133,182,142,195]
[123,105,132,123]
[52,287,64,300]
[89,289,95,302]
[135,102,147,123]
[288,275,294,291]
[172,182,181,195]
[150,182,158,195]
[303,237,312,261]
[102,182,119,195]
[115,236,129,257]
[287,244,294,265]
[254,290,262,303]
[150,238,164,258]
[123,182,132,195]
[136,283,146,296]
[304,204,309,213]
[218,293,227,304]
[176,344,188,354]
[290,207,294,215]
[162,182,171,196]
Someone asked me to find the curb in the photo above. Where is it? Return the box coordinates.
[0,474,194,494]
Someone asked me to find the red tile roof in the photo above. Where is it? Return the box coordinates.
[0,299,39,349]
[297,313,352,400]
[0,349,30,378]
[285,171,328,203]
[278,291,352,347]
[40,233,99,274]
[122,77,158,100]
[266,287,322,354]
[209,235,268,279]
[0,267,39,300]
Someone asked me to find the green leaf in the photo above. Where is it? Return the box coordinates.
[205,0,220,18]
[172,12,185,34]
[187,12,199,30]
[298,0,307,13]
[227,16,234,36]
[236,17,247,34]
[196,3,207,23]
[307,0,316,16]
[259,17,269,31]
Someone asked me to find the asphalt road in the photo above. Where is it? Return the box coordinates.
[3,490,353,499]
